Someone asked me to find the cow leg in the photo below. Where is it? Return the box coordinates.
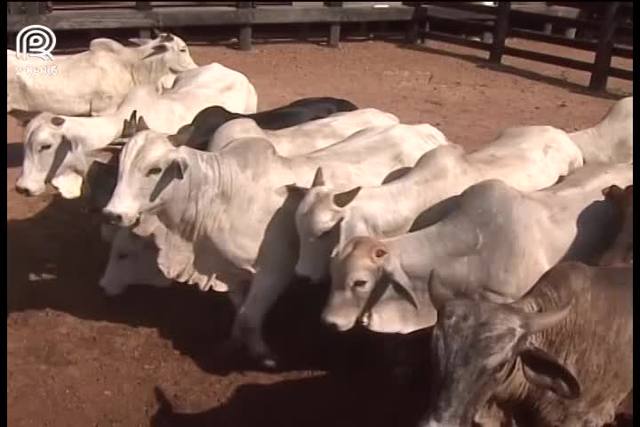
[231,266,294,369]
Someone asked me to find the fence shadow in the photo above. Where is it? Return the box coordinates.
[397,42,629,100]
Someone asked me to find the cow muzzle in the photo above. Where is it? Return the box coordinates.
[102,208,139,227]
[15,179,45,197]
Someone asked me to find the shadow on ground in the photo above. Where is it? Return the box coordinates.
[7,193,432,377]
[397,42,629,100]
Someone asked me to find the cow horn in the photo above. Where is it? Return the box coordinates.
[427,270,454,312]
[120,110,139,138]
[311,167,325,187]
[136,116,150,132]
[518,299,573,334]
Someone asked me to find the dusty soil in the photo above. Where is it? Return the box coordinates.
[7,38,632,427]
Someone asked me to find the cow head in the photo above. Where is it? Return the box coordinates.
[99,227,171,296]
[292,167,362,283]
[103,129,188,227]
[323,236,420,333]
[422,272,578,427]
[16,113,85,198]
[131,32,197,74]
[599,184,633,266]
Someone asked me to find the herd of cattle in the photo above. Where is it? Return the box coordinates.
[8,32,633,426]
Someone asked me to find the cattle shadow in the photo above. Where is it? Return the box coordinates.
[7,192,431,378]
[7,143,24,168]
[396,42,629,100]
[562,199,618,264]
[150,369,430,427]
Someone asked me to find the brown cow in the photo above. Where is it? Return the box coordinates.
[422,262,632,427]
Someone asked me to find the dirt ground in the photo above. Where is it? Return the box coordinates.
[7,38,632,427]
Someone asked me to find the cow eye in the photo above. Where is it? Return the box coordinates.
[147,167,162,176]
[179,47,187,52]
[353,280,368,289]
[40,144,52,152]
[117,252,128,260]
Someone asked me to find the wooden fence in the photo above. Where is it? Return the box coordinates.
[410,2,633,90]
[7,1,633,91]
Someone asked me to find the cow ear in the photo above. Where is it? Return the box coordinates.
[285,184,308,197]
[333,186,362,208]
[9,109,41,127]
[86,145,120,164]
[59,135,77,152]
[50,116,65,127]
[170,157,188,180]
[383,255,419,310]
[519,346,581,400]
[143,43,170,59]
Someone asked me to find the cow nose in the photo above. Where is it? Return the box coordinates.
[324,319,341,331]
[102,209,123,225]
[15,184,32,196]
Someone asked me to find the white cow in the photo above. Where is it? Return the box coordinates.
[97,111,403,296]
[295,126,584,282]
[324,163,632,334]
[207,108,400,155]
[102,123,446,366]
[8,33,197,117]
[15,62,258,199]
[569,96,632,164]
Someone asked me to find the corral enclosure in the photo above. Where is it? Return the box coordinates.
[7,4,633,427]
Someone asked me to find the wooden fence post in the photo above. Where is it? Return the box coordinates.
[405,3,422,44]
[24,1,43,16]
[589,2,619,91]
[135,3,153,39]
[237,1,253,51]
[7,2,24,16]
[327,2,342,48]
[489,2,510,63]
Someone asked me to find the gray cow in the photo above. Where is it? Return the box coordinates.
[325,163,632,334]
[422,261,632,427]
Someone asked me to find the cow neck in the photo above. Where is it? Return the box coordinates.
[567,126,598,160]
[349,161,465,238]
[391,209,481,290]
[65,114,125,151]
[157,149,230,242]
[128,47,173,86]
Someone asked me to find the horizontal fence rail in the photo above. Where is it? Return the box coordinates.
[7,1,633,91]
[413,1,632,90]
